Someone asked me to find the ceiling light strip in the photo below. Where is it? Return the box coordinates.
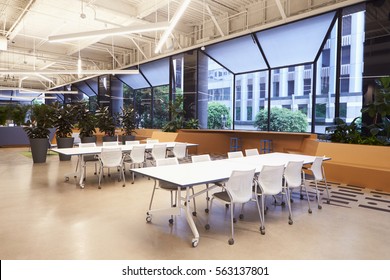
[155,0,192,54]
[48,22,169,42]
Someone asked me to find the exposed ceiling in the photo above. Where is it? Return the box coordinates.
[0,0,370,92]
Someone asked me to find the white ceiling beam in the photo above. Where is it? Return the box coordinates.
[274,0,287,19]
[136,0,171,19]
[205,4,225,37]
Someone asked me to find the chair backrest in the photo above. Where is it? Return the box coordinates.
[156,157,179,167]
[100,147,123,167]
[191,154,211,163]
[151,144,167,160]
[225,169,256,204]
[311,157,324,180]
[227,151,244,159]
[130,145,146,163]
[172,143,187,159]
[245,148,259,156]
[72,132,81,145]
[103,141,118,146]
[125,140,140,145]
[258,165,285,195]
[79,142,96,148]
[284,161,304,188]
[146,139,159,144]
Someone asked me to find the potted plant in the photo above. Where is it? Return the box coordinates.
[74,102,97,143]
[119,105,137,143]
[23,103,55,163]
[96,105,116,142]
[52,102,77,160]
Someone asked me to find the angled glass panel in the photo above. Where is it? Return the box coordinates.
[140,58,170,87]
[75,78,98,97]
[204,35,267,73]
[257,12,336,68]
[117,67,149,90]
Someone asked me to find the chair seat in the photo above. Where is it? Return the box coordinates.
[212,191,231,202]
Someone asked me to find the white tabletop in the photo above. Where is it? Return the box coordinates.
[51,142,198,156]
[132,152,328,187]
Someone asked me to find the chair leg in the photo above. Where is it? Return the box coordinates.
[205,197,214,230]
[191,188,197,216]
[229,202,235,245]
[98,165,103,189]
[260,194,265,235]
[314,181,322,209]
[284,187,293,225]
[323,177,330,204]
[302,182,312,214]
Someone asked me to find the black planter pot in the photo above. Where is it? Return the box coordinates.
[56,137,74,161]
[102,135,117,142]
[81,136,97,144]
[121,134,135,144]
[29,138,49,163]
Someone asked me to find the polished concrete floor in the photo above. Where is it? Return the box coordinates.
[0,147,389,260]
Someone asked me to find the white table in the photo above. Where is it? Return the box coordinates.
[52,142,198,188]
[132,152,329,247]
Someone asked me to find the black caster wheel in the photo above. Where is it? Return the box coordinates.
[300,194,304,200]
[228,238,234,245]
[233,218,237,223]
[205,208,209,214]
[260,227,265,235]
[192,211,197,217]
[308,209,312,214]
[281,201,286,207]
[318,205,322,210]
[169,218,174,225]
[288,219,293,225]
[192,239,198,247]
[205,224,210,230]
[239,214,244,220]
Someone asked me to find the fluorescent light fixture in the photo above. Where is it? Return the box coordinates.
[0,94,33,101]
[0,69,139,75]
[48,22,169,42]
[19,89,79,94]
[155,0,191,54]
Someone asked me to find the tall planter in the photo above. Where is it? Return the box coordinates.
[81,136,96,144]
[30,138,49,163]
[56,137,74,161]
[121,134,135,144]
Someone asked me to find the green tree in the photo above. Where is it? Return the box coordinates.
[207,102,232,129]
[254,107,308,132]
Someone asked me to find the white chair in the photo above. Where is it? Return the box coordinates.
[304,157,330,209]
[78,142,98,180]
[245,148,259,156]
[97,147,125,189]
[284,161,312,214]
[146,139,159,143]
[172,142,187,161]
[227,151,244,159]
[103,141,119,146]
[205,168,261,245]
[125,140,140,145]
[124,145,146,184]
[256,165,292,235]
[72,132,81,146]
[191,154,211,163]
[148,143,167,166]
[148,157,197,224]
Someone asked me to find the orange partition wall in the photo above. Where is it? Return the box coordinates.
[176,129,315,155]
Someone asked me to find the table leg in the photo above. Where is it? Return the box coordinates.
[78,155,85,188]
[185,187,199,247]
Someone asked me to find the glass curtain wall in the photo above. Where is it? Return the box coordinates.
[206,58,234,129]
